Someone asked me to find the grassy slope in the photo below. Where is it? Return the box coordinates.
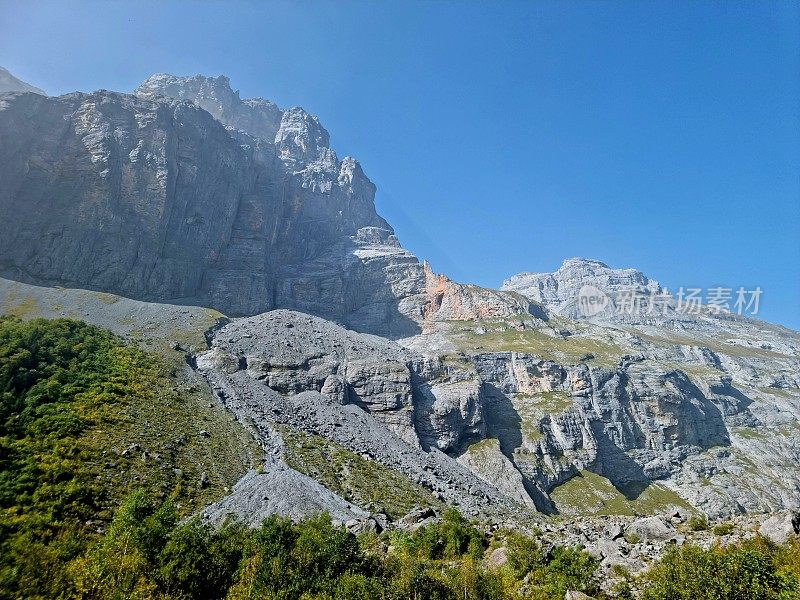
[281,429,442,520]
[550,470,694,517]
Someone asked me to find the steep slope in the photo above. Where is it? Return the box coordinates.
[0,66,45,95]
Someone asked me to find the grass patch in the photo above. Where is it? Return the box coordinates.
[513,391,574,443]
[450,320,623,366]
[91,291,121,305]
[5,295,40,318]
[733,426,768,440]
[281,429,441,520]
[550,470,694,516]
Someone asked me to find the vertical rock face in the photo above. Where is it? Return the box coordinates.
[0,73,430,336]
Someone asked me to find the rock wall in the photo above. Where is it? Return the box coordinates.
[0,79,428,337]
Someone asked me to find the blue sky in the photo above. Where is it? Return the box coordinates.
[1,1,798,328]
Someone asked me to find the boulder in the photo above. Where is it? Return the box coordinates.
[759,511,800,545]
[625,516,675,543]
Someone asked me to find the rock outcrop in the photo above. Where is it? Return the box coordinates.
[1,69,798,529]
[197,310,489,452]
[195,309,533,523]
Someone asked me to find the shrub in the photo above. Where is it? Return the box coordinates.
[712,522,734,536]
[640,542,798,600]
[505,531,543,578]
[393,507,487,560]
[624,532,641,544]
[537,546,600,599]
[688,515,709,531]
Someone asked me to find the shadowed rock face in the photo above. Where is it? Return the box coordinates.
[0,75,428,337]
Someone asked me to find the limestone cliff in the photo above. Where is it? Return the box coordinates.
[0,74,426,337]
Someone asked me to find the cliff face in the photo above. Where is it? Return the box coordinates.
[0,75,428,336]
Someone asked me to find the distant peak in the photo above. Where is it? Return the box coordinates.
[0,66,46,96]
[560,257,610,270]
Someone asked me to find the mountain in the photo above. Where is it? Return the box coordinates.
[0,74,427,337]
[0,70,798,541]
[0,66,45,95]
[502,258,662,319]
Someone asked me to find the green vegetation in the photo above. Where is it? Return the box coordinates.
[67,502,604,600]
[733,426,768,440]
[640,537,800,599]
[507,391,574,442]
[688,515,709,531]
[23,479,798,600]
[0,316,258,598]
[450,320,623,367]
[549,470,695,517]
[282,429,441,520]
[712,522,734,536]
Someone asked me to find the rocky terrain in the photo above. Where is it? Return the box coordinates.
[0,67,798,563]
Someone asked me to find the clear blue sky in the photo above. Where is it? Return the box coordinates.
[1,1,798,328]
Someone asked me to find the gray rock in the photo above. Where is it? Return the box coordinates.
[195,311,535,524]
[0,76,426,338]
[488,546,509,568]
[625,516,675,543]
[203,468,369,526]
[759,511,800,545]
[502,258,660,320]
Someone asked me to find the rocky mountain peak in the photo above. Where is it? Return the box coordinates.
[0,72,430,337]
[135,73,336,166]
[275,106,332,164]
[136,72,283,142]
[502,258,660,318]
[0,66,46,95]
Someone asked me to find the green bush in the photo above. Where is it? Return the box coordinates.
[537,546,600,599]
[391,507,487,560]
[505,531,543,578]
[688,515,709,531]
[640,541,798,600]
[0,317,158,597]
[712,522,734,536]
